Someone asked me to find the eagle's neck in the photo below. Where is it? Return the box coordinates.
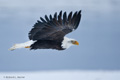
[61,37,74,49]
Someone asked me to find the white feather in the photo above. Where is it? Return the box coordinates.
[61,37,75,49]
[9,40,36,50]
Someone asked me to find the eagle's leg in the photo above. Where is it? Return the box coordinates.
[25,46,30,48]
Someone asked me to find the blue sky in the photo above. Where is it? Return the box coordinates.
[0,0,120,72]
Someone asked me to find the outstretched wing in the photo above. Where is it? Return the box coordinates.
[29,10,81,41]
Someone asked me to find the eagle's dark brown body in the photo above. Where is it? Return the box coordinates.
[31,40,64,50]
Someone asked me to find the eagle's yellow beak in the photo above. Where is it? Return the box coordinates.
[72,41,79,45]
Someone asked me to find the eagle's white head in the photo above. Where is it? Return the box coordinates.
[61,37,79,49]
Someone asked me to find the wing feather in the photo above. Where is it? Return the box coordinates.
[74,10,81,29]
[29,10,82,41]
[63,12,68,26]
[58,11,62,25]
[71,11,77,26]
[54,12,57,20]
[40,17,46,23]
[45,15,49,22]
[49,14,52,20]
[68,11,72,24]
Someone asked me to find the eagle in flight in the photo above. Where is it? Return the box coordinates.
[9,10,82,51]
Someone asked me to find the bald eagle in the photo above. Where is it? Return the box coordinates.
[9,10,81,51]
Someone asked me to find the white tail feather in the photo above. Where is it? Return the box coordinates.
[9,40,36,51]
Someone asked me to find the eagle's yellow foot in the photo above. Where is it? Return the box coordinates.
[25,46,30,48]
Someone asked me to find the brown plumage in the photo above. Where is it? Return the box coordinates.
[28,10,82,50]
